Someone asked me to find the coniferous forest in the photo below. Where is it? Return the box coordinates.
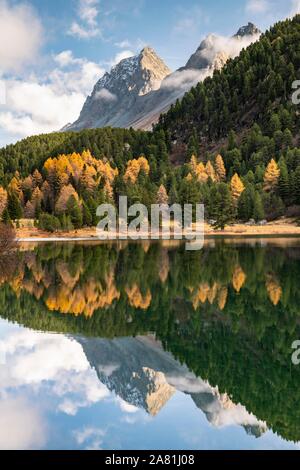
[1,16,300,230]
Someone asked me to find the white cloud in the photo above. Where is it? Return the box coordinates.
[0,0,43,74]
[246,0,270,14]
[79,0,99,26]
[290,0,300,15]
[0,52,104,139]
[68,0,101,39]
[162,68,210,92]
[0,397,46,450]
[54,50,79,68]
[69,22,101,39]
[115,38,146,51]
[173,6,209,37]
[95,88,117,102]
[51,52,104,94]
[0,81,84,136]
[111,50,135,66]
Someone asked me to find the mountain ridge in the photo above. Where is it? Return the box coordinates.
[66,23,261,132]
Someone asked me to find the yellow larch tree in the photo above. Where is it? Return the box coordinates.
[124,157,150,184]
[0,187,8,217]
[230,173,245,201]
[264,159,280,192]
[215,154,226,181]
[206,161,216,182]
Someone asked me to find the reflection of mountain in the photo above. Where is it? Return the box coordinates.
[76,334,266,436]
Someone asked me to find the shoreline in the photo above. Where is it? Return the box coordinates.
[15,220,300,242]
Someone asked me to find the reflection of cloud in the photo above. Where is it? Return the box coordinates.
[116,397,139,414]
[0,330,110,416]
[97,363,120,376]
[0,397,45,450]
[74,427,105,450]
[166,374,213,394]
[95,89,117,102]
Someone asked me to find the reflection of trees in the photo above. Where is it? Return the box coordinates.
[1,241,300,441]
[0,242,299,320]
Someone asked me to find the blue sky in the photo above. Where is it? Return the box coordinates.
[0,0,299,146]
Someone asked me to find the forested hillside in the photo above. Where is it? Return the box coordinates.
[0,16,300,230]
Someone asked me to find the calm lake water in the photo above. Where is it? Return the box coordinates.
[0,239,300,450]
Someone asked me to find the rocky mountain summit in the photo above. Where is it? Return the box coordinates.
[67,47,171,131]
[66,23,261,132]
[234,22,261,37]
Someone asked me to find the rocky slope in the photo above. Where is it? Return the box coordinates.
[66,24,261,132]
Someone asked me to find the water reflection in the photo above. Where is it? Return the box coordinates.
[0,240,300,449]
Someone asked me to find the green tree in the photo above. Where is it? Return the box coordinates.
[67,195,83,229]
[253,192,265,221]
[39,213,61,232]
[7,193,23,220]
[211,183,234,230]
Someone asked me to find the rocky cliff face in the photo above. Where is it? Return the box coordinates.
[67,47,171,131]
[66,23,261,132]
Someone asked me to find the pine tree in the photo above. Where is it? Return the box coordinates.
[7,193,23,220]
[211,183,234,230]
[82,202,93,227]
[238,185,255,221]
[2,208,11,225]
[67,195,83,229]
[278,158,290,203]
[253,192,265,221]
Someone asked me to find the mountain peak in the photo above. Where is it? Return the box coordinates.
[234,22,261,37]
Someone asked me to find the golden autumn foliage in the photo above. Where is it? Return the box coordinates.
[205,161,216,182]
[191,282,228,311]
[264,159,280,192]
[189,157,208,183]
[124,157,150,184]
[215,155,226,181]
[232,265,246,293]
[44,150,118,192]
[0,187,8,217]
[266,274,282,306]
[8,174,24,202]
[230,173,245,201]
[218,287,228,311]
[126,284,152,310]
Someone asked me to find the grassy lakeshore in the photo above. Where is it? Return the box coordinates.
[15,218,300,241]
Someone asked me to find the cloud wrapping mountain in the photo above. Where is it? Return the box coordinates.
[67,23,261,132]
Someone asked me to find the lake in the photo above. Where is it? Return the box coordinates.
[0,239,300,450]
